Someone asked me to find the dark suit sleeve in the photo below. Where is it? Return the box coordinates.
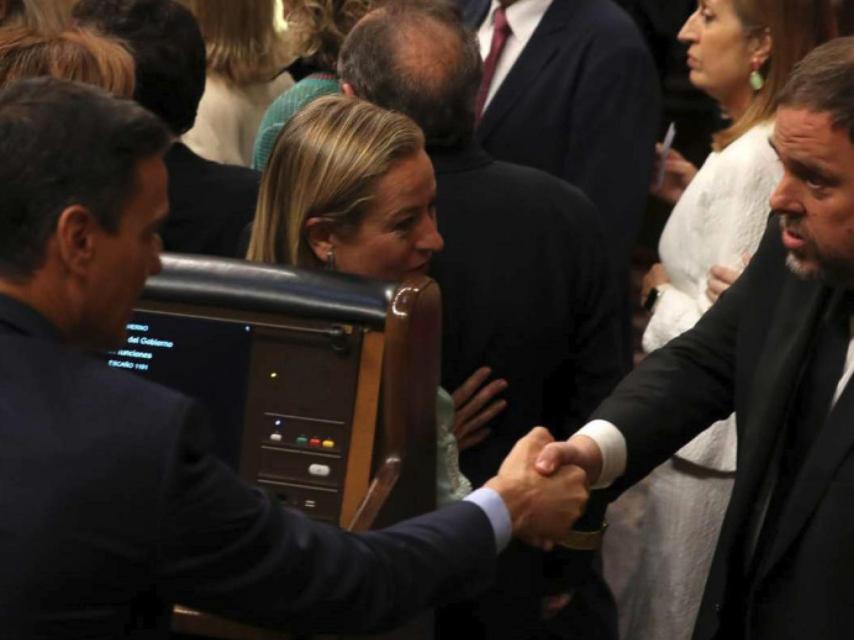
[560,38,661,263]
[154,401,496,633]
[596,224,781,494]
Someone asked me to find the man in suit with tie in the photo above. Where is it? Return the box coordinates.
[537,37,854,640]
[0,77,591,638]
[459,0,661,363]
[339,3,624,638]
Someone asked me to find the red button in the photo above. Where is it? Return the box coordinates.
[309,438,321,447]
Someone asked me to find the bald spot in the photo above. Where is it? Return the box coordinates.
[390,16,461,95]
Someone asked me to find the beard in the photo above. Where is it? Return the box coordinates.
[785,252,820,280]
[780,214,854,288]
[780,214,821,280]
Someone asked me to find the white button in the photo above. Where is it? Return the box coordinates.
[308,464,331,477]
[269,432,282,442]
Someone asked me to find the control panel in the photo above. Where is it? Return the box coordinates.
[238,322,368,525]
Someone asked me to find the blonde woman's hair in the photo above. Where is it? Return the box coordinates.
[0,26,135,97]
[179,0,291,85]
[247,94,425,268]
[714,0,837,150]
[282,0,374,71]
[0,0,72,34]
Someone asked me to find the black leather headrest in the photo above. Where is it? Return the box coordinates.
[142,254,396,328]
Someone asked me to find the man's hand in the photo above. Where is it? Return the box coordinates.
[485,427,589,550]
[534,435,604,484]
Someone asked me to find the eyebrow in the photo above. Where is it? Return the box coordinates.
[769,138,841,185]
[388,205,420,219]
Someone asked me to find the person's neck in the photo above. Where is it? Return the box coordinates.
[720,87,753,124]
[0,277,72,339]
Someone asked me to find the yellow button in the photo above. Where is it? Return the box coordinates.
[322,439,335,448]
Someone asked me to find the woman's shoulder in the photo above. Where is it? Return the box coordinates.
[705,120,781,190]
[718,120,777,165]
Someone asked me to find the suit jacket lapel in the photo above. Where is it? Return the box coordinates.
[756,299,854,582]
[476,0,572,141]
[732,278,826,574]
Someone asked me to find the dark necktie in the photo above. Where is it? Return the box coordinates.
[474,6,512,121]
[752,290,853,566]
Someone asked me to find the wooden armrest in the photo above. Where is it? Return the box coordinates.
[346,457,401,532]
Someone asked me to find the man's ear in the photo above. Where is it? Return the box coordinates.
[303,216,335,264]
[341,82,357,98]
[54,205,100,276]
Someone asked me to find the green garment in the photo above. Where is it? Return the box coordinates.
[436,387,473,506]
[251,74,341,171]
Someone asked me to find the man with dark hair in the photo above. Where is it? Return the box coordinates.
[72,0,260,258]
[340,4,625,639]
[0,76,592,640]
[537,36,854,640]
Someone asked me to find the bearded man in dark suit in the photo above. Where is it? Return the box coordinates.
[538,37,854,640]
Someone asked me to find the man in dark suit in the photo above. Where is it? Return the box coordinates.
[74,0,259,259]
[459,0,660,281]
[339,4,624,638]
[0,77,591,638]
[537,37,854,640]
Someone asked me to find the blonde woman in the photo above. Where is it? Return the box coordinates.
[180,0,293,166]
[613,1,838,638]
[248,95,508,504]
[0,26,135,97]
[251,0,373,171]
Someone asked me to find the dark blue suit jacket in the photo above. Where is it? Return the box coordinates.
[0,295,495,639]
[461,0,661,269]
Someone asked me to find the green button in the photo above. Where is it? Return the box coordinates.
[296,436,308,445]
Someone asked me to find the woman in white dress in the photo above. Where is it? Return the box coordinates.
[614,1,837,638]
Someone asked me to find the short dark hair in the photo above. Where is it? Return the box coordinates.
[0,77,169,278]
[338,0,481,149]
[776,36,854,141]
[72,0,206,135]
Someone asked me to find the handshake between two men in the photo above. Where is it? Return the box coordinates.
[483,427,596,550]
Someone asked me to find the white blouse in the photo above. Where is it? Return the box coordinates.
[642,121,782,471]
[183,72,293,167]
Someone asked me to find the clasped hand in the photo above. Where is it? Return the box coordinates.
[486,427,589,551]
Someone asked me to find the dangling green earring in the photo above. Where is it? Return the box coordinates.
[750,69,765,92]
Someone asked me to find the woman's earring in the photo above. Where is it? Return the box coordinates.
[325,248,336,271]
[749,62,765,92]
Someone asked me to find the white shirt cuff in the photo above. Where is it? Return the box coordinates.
[464,486,512,553]
[576,419,627,488]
